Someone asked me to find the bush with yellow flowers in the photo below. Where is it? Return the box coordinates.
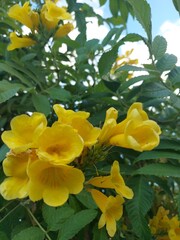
[0,0,180,240]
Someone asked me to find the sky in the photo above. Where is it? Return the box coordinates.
[72,0,180,65]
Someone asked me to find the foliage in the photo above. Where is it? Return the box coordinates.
[0,0,180,240]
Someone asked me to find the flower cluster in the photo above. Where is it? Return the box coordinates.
[7,0,73,51]
[0,102,161,236]
[149,206,180,240]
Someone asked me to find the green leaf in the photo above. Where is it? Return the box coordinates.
[0,80,24,103]
[126,176,153,240]
[134,163,180,177]
[140,82,170,98]
[157,139,180,151]
[152,35,167,60]
[156,53,177,72]
[93,225,109,240]
[134,150,180,163]
[42,204,74,231]
[76,189,97,209]
[173,0,180,14]
[0,232,8,240]
[99,0,108,6]
[98,45,119,76]
[101,27,124,47]
[121,33,144,42]
[12,227,45,240]
[109,0,119,17]
[47,87,71,102]
[168,66,180,88]
[0,63,31,86]
[127,0,152,40]
[32,94,51,116]
[58,209,97,240]
[0,144,9,163]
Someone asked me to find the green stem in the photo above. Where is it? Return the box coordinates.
[24,206,52,240]
[0,203,20,223]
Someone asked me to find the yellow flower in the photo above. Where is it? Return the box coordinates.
[98,107,118,144]
[2,112,47,153]
[88,160,133,199]
[53,104,90,124]
[40,1,72,30]
[54,23,74,38]
[110,102,161,151]
[0,151,36,200]
[71,118,101,147]
[8,2,39,30]
[28,159,85,207]
[7,32,36,51]
[168,228,180,240]
[90,189,124,237]
[37,123,84,165]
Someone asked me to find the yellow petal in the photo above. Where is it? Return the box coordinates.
[105,215,116,237]
[0,177,28,200]
[98,213,106,229]
[54,23,74,38]
[90,189,107,212]
[37,124,84,164]
[88,176,114,189]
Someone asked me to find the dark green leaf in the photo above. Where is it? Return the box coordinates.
[101,27,124,47]
[0,80,23,103]
[0,232,8,240]
[134,150,180,163]
[76,189,97,209]
[127,0,152,40]
[157,139,180,151]
[140,82,170,98]
[121,33,144,42]
[126,176,153,239]
[0,144,9,163]
[12,227,45,240]
[99,0,108,6]
[109,0,119,17]
[32,94,51,116]
[168,66,180,88]
[58,209,97,240]
[93,225,109,240]
[156,53,177,72]
[42,204,74,231]
[173,0,180,14]
[134,163,180,177]
[152,35,167,60]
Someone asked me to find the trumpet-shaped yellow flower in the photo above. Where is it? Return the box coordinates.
[53,104,90,125]
[54,23,74,38]
[7,32,36,51]
[0,151,34,200]
[71,118,101,147]
[168,228,180,240]
[2,112,47,153]
[8,2,39,30]
[98,107,118,144]
[110,102,161,151]
[37,123,84,165]
[88,160,133,199]
[90,189,124,237]
[28,159,85,207]
[40,1,72,30]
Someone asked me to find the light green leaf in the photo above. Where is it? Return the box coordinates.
[76,189,97,209]
[12,227,45,240]
[32,94,51,116]
[126,176,153,239]
[47,87,71,102]
[99,0,108,6]
[152,35,167,60]
[156,53,177,72]
[42,204,74,231]
[127,0,152,40]
[109,0,119,17]
[134,163,180,177]
[0,80,24,103]
[58,209,97,240]
[134,150,180,163]
[101,27,124,47]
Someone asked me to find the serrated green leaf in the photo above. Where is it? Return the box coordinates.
[168,66,180,88]
[134,163,180,177]
[134,150,180,163]
[152,35,167,60]
[127,0,152,40]
[140,82,170,98]
[156,53,177,72]
[32,94,50,116]
[58,209,97,240]
[98,45,119,76]
[47,87,71,101]
[0,80,24,103]
[76,189,97,209]
[42,204,74,231]
[12,227,45,240]
[121,33,144,42]
[126,176,153,239]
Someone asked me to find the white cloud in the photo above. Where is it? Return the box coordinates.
[159,19,180,65]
